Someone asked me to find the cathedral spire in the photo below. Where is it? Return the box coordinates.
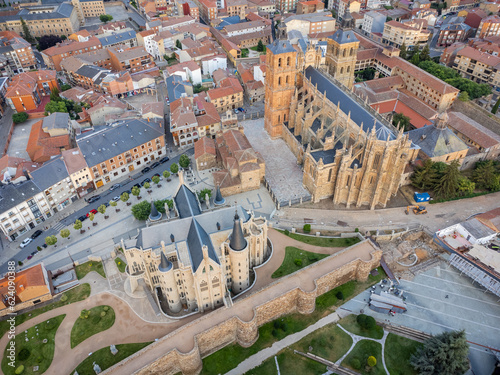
[229,211,247,251]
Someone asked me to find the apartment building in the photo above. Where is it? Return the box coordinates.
[226,0,247,18]
[178,0,200,21]
[61,148,93,198]
[41,36,102,71]
[476,15,500,39]
[26,113,72,163]
[284,13,335,37]
[165,60,202,84]
[0,181,52,241]
[199,0,218,22]
[362,11,387,36]
[452,46,500,91]
[72,0,105,25]
[221,20,267,37]
[0,31,36,75]
[276,0,298,13]
[382,20,430,49]
[437,22,471,47]
[297,0,324,14]
[97,29,138,49]
[5,70,58,113]
[0,3,79,38]
[108,46,155,73]
[71,65,111,91]
[77,118,166,188]
[207,85,243,113]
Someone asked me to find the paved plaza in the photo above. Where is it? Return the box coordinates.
[341,260,500,375]
[242,119,311,206]
[104,4,131,21]
[123,92,159,111]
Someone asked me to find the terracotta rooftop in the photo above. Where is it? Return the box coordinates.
[475,207,500,232]
[0,264,49,301]
[456,45,500,67]
[61,148,88,175]
[41,36,101,56]
[196,101,220,127]
[26,119,71,163]
[194,136,216,159]
[448,112,500,149]
[142,102,164,117]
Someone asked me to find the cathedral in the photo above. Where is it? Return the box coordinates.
[264,12,418,209]
[121,175,269,315]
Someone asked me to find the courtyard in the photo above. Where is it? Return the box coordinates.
[6,118,40,160]
[341,261,500,375]
[242,119,311,207]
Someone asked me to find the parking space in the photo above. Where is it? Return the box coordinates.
[341,261,500,375]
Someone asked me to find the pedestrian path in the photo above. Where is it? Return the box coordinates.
[225,312,340,375]
[51,221,66,232]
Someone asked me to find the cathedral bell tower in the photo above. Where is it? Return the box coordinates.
[326,6,359,90]
[264,16,298,139]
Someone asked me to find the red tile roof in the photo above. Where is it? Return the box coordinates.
[26,120,71,163]
[194,136,216,159]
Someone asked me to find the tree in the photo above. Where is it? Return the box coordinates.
[492,96,500,113]
[110,200,117,207]
[99,14,113,23]
[420,44,430,62]
[120,192,129,202]
[176,39,182,49]
[411,159,439,190]
[400,42,408,59]
[179,154,190,169]
[45,235,57,246]
[392,112,411,131]
[20,17,34,44]
[331,9,337,18]
[434,160,461,199]
[472,160,500,191]
[131,186,141,198]
[97,204,106,215]
[88,213,95,222]
[154,199,173,213]
[152,175,160,185]
[50,87,61,102]
[367,356,377,367]
[143,182,150,189]
[386,16,392,21]
[170,163,179,174]
[411,330,469,375]
[45,100,67,114]
[241,48,249,58]
[60,229,70,238]
[256,39,264,52]
[74,219,82,230]
[38,35,62,50]
[163,170,170,179]
[61,35,67,40]
[197,188,212,201]
[458,175,475,196]
[410,51,420,65]
[60,84,71,91]
[12,112,29,124]
[459,91,470,102]
[131,201,150,220]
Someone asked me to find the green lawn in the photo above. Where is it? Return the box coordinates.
[292,323,352,362]
[71,305,115,348]
[277,230,360,248]
[385,333,422,375]
[244,349,326,375]
[316,267,386,312]
[342,340,385,375]
[244,354,278,375]
[272,246,329,278]
[76,261,106,279]
[0,283,90,340]
[338,314,384,339]
[1,314,65,375]
[114,257,127,273]
[74,342,152,375]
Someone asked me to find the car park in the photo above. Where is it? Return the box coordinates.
[86,209,98,217]
[141,178,151,186]
[141,167,151,174]
[159,157,170,164]
[20,238,33,248]
[109,183,121,191]
[87,195,101,203]
[31,230,43,239]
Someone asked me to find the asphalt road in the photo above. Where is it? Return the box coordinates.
[0,151,193,275]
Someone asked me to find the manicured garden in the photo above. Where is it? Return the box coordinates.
[1,314,65,375]
[74,342,152,375]
[0,284,90,339]
[271,246,328,278]
[385,333,422,375]
[75,261,106,279]
[71,305,115,348]
[277,230,360,248]
[114,257,127,273]
[338,314,384,339]
[342,339,385,375]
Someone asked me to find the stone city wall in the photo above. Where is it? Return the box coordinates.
[104,241,382,375]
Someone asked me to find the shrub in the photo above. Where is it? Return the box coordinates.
[36,356,43,363]
[100,311,106,317]
[91,314,101,324]
[284,229,289,236]
[367,356,377,367]
[336,291,344,300]
[281,323,288,331]
[355,228,359,232]
[273,321,280,329]
[303,224,311,233]
[17,348,30,361]
[18,261,23,266]
[103,306,109,311]
[37,246,42,251]
[60,294,68,302]
[15,365,24,374]
[351,358,361,370]
[356,314,367,327]
[80,309,90,319]
[364,316,376,330]
[271,329,279,337]
[294,258,303,267]
[13,112,29,124]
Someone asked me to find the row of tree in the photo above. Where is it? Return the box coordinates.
[411,160,500,200]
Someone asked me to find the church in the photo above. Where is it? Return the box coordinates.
[264,13,419,209]
[120,175,269,315]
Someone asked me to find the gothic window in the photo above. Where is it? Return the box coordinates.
[347,66,351,73]
[343,49,346,57]
[278,114,281,123]
[340,67,344,74]
[286,75,289,84]
[328,169,333,182]
[278,58,282,67]
[346,175,350,187]
[350,48,354,56]
[287,56,290,66]
[369,176,374,185]
[284,113,286,122]
[373,154,381,169]
[278,77,281,85]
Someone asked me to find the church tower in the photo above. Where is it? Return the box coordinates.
[326,8,359,90]
[264,34,298,139]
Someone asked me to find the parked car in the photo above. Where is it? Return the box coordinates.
[237,107,245,113]
[152,173,160,179]
[141,167,151,174]
[132,183,141,190]
[112,196,120,202]
[77,215,88,222]
[31,229,43,239]
[109,183,121,191]
[141,178,152,186]
[86,209,98,217]
[20,238,33,248]
[42,243,47,248]
[159,157,170,164]
[151,162,160,169]
[87,195,101,203]
[104,202,110,207]
[234,108,239,114]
